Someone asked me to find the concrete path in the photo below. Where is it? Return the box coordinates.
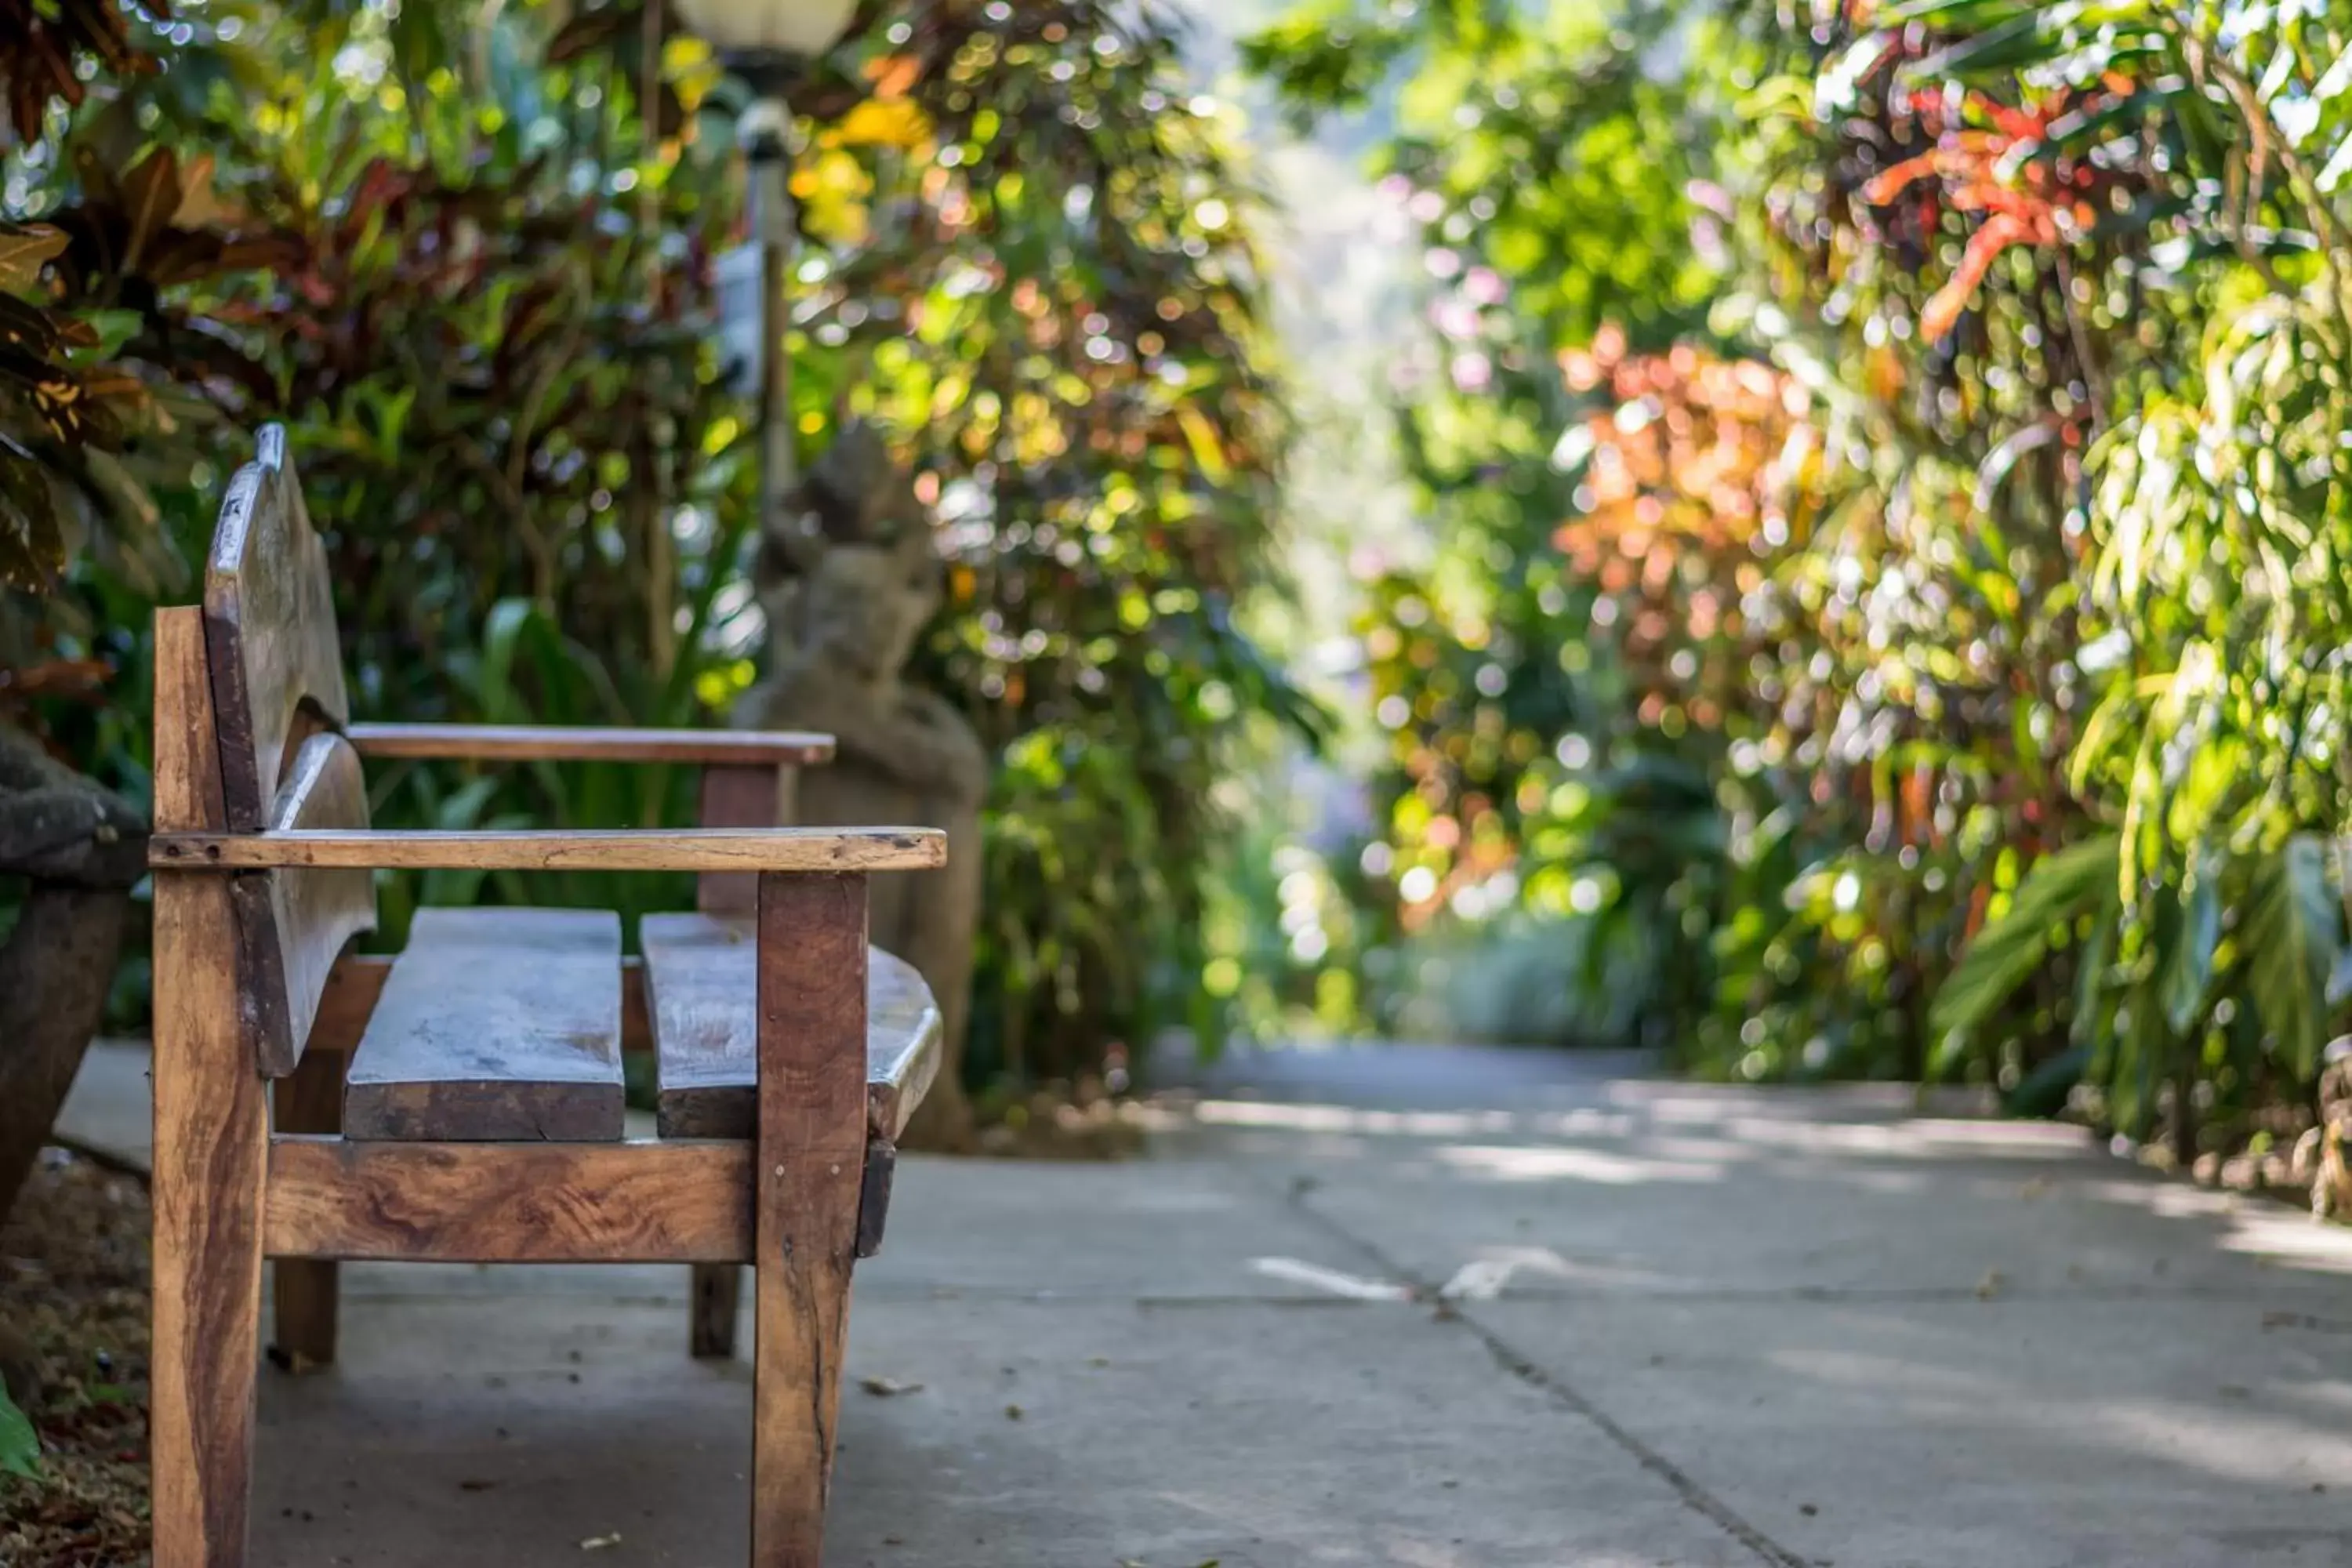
[63,1039,2352,1565]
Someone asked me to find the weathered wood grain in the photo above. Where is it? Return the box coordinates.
[232,731,375,1077]
[310,953,655,1059]
[152,825,947,873]
[268,1050,343,1373]
[264,1138,753,1262]
[643,913,942,1141]
[646,912,757,1140]
[347,722,833,767]
[202,425,348,831]
[689,762,794,1353]
[310,954,391,1058]
[696,762,789,918]
[868,953,943,1141]
[343,908,624,1142]
[752,872,870,1568]
[150,607,268,1568]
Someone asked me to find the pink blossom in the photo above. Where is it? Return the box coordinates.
[1430,298,1481,339]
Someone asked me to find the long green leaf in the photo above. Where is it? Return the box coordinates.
[2243,837,2341,1080]
[1930,833,2122,1044]
[0,1385,39,1481]
[2004,1042,2089,1117]
[2161,862,2220,1034]
[2072,902,2117,1049]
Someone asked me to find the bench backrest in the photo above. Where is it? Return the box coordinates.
[201,425,376,1076]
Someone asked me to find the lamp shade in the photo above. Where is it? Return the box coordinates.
[672,0,856,55]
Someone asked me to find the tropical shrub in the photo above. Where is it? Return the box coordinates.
[1247,0,2352,1163]
[6,0,1301,1111]
[1914,0,2352,1153]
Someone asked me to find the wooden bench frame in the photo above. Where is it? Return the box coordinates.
[147,433,946,1568]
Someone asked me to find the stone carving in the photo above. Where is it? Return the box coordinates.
[742,420,985,1151]
[0,723,147,1222]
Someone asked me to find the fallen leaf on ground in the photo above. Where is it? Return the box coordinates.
[1975,1269,2004,1300]
[860,1375,924,1397]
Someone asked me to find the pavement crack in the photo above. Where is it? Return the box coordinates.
[1447,1308,1809,1568]
[1272,1176,1809,1568]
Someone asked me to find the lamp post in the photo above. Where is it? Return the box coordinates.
[673,0,857,568]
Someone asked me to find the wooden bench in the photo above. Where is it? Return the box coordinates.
[146,425,946,1568]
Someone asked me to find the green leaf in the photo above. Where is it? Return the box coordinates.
[0,1383,40,1481]
[2113,971,2169,1141]
[0,222,67,295]
[2072,902,2116,1049]
[2004,1042,2089,1118]
[2161,860,2220,1035]
[81,309,147,364]
[2243,837,2341,1080]
[1930,833,2122,1046]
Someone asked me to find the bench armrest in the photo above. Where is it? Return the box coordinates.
[151,826,942,873]
[345,723,833,768]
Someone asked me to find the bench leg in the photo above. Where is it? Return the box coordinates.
[691,1264,742,1358]
[750,872,869,1567]
[270,1051,343,1372]
[151,609,267,1567]
[151,868,269,1566]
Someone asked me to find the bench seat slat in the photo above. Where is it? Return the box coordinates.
[642,913,940,1142]
[343,908,624,1142]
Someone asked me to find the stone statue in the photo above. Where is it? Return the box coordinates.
[0,723,146,1227]
[742,420,985,1152]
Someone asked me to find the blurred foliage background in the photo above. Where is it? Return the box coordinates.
[1242,0,2352,1178]
[19,0,2352,1174]
[1,0,1308,1115]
